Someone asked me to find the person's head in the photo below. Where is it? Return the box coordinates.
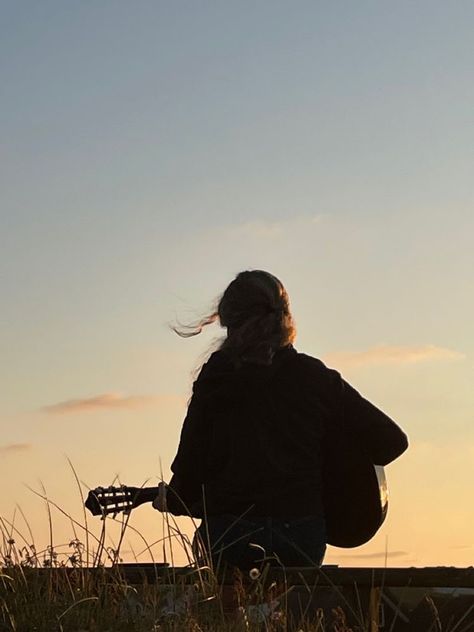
[174,270,296,366]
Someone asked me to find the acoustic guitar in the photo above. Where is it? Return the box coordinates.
[85,464,387,548]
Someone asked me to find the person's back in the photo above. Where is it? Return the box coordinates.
[175,345,334,519]
[154,270,408,569]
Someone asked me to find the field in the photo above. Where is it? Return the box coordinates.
[1,480,472,631]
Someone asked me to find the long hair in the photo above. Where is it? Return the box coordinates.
[173,270,296,366]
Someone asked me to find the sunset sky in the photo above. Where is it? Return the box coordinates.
[1,2,473,568]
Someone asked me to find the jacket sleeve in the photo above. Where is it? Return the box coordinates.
[340,379,408,465]
[166,385,211,517]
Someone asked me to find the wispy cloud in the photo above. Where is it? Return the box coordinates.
[0,443,31,454]
[224,215,324,240]
[323,344,464,369]
[334,550,409,560]
[41,393,184,415]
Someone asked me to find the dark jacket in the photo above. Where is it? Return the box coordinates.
[166,345,408,518]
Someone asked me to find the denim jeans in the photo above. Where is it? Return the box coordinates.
[194,514,326,569]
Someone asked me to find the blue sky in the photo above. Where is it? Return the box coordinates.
[1,1,473,566]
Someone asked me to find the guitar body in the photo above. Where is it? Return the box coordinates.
[323,430,388,548]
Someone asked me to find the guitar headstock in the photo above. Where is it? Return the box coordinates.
[85,485,143,518]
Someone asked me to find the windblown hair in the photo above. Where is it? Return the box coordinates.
[173,270,296,366]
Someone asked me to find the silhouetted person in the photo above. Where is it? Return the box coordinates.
[153,270,408,569]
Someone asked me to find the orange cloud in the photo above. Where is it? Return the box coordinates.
[41,393,184,415]
[334,550,409,560]
[323,344,464,369]
[0,443,31,454]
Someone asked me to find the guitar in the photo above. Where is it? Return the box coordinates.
[85,464,388,548]
[323,463,388,548]
[85,485,162,518]
[322,420,389,547]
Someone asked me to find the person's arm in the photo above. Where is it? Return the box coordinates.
[340,379,408,465]
[164,389,211,517]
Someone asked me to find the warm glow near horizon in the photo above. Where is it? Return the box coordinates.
[1,2,473,569]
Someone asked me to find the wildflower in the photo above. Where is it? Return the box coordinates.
[249,567,260,580]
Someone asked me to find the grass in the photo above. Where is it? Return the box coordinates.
[0,470,470,631]
[0,508,351,632]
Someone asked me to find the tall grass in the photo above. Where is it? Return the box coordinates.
[0,469,465,631]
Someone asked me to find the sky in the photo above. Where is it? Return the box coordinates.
[1,1,473,568]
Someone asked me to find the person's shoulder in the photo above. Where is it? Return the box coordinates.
[295,351,326,370]
[294,350,339,374]
[192,349,233,392]
[200,349,233,373]
[290,350,342,387]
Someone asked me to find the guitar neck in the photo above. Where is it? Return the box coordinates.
[130,486,161,508]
